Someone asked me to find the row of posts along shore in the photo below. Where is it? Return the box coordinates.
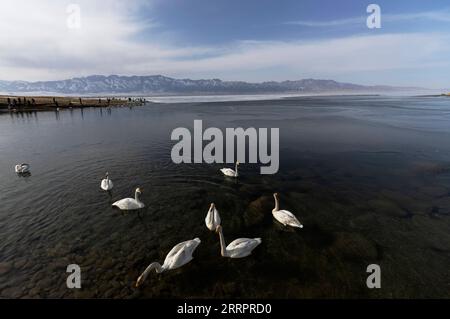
[0,96,147,113]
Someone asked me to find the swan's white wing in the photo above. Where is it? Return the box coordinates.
[227,238,261,250]
[164,238,201,270]
[15,164,30,173]
[205,207,221,231]
[205,208,214,230]
[165,240,191,259]
[220,168,236,177]
[273,210,302,228]
[112,198,144,210]
[226,238,261,257]
[214,209,221,227]
[101,179,114,190]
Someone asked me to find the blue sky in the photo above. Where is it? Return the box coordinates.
[143,0,450,44]
[0,0,449,88]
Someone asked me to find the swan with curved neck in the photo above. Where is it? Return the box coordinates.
[100,172,114,191]
[220,161,239,177]
[15,163,30,174]
[136,238,201,287]
[215,225,261,258]
[112,188,144,210]
[272,193,303,228]
[205,203,221,231]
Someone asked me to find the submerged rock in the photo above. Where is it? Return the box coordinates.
[0,262,12,275]
[1,286,23,298]
[243,196,272,227]
[28,286,41,298]
[329,232,378,261]
[13,258,28,270]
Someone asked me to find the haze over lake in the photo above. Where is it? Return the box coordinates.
[0,95,449,298]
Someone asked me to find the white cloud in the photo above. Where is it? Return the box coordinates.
[285,9,450,27]
[384,10,450,23]
[0,1,449,88]
[0,0,212,80]
[111,33,450,86]
[285,17,364,27]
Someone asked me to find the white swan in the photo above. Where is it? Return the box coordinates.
[215,225,261,258]
[112,188,144,210]
[205,203,221,231]
[100,172,114,191]
[220,161,239,177]
[15,163,30,174]
[136,238,201,287]
[272,193,303,228]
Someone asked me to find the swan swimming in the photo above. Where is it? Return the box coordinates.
[272,193,303,228]
[15,163,30,174]
[215,225,261,258]
[220,161,239,177]
[205,203,221,231]
[100,172,114,191]
[112,188,144,210]
[136,238,201,287]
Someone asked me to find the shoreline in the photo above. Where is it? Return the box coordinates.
[1,92,448,113]
[0,95,145,113]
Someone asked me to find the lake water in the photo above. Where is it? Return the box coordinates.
[0,95,449,298]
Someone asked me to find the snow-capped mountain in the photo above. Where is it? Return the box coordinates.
[0,75,418,95]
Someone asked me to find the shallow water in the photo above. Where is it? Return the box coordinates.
[0,95,450,298]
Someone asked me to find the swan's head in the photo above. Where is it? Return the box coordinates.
[215,225,222,233]
[105,172,109,177]
[136,187,142,194]
[273,192,279,198]
[210,203,215,209]
[236,161,240,165]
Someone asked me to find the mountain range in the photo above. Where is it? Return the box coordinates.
[0,75,421,95]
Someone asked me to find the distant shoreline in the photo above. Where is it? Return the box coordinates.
[417,93,450,97]
[0,95,145,113]
[1,92,449,113]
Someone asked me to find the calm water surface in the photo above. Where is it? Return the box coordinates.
[0,95,450,298]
